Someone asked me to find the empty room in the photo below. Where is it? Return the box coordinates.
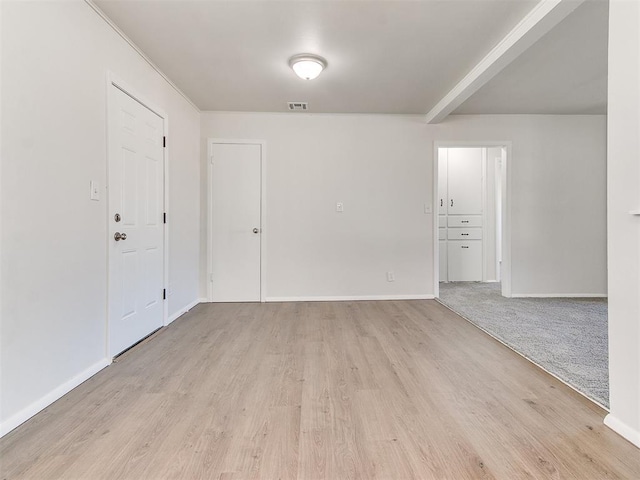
[1,0,640,478]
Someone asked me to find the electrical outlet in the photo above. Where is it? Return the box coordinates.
[336,202,344,212]
[387,271,395,282]
[424,203,432,214]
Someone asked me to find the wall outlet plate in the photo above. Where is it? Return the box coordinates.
[90,181,100,201]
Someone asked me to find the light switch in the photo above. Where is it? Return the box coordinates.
[424,203,432,214]
[90,181,100,201]
[336,202,344,213]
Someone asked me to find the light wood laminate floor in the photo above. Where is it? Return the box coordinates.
[1,300,639,479]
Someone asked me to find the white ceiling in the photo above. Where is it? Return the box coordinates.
[454,0,608,115]
[94,0,607,115]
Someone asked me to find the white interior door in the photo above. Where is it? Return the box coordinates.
[447,148,483,215]
[210,143,262,302]
[108,86,164,357]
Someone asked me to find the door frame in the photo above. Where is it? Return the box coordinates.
[433,141,512,298]
[106,72,169,358]
[207,138,267,302]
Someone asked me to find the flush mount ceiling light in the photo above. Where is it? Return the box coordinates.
[289,54,327,80]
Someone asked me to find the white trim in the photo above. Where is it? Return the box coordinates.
[266,295,435,302]
[425,0,584,123]
[167,298,201,325]
[501,145,512,297]
[84,0,199,113]
[432,149,440,298]
[604,414,640,448]
[433,142,512,298]
[511,293,608,298]
[481,148,488,282]
[207,139,267,303]
[108,72,169,120]
[0,359,110,438]
[106,74,170,355]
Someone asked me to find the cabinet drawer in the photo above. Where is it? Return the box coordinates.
[448,228,482,240]
[439,228,447,240]
[447,240,482,281]
[438,215,447,228]
[448,216,482,227]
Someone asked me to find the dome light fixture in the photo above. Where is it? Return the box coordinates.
[289,54,327,80]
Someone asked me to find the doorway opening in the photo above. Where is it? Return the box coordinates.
[433,142,510,297]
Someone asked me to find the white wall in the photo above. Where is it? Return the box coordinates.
[440,115,607,297]
[201,113,607,299]
[0,1,201,435]
[604,0,640,448]
[202,114,434,300]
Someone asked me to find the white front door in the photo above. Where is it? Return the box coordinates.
[108,86,165,357]
[210,143,262,302]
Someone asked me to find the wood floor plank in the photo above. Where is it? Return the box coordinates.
[2,300,640,479]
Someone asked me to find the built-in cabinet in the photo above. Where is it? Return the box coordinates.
[439,148,484,282]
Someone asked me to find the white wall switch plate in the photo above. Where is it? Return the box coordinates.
[424,203,432,214]
[387,271,395,282]
[336,202,344,212]
[90,181,100,201]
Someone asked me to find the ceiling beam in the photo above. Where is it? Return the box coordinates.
[425,0,585,124]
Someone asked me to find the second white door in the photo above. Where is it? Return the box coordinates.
[210,143,262,302]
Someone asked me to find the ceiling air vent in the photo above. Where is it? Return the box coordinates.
[287,102,308,111]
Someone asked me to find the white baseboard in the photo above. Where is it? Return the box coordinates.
[166,298,202,325]
[604,413,640,448]
[510,293,607,298]
[0,358,110,438]
[265,294,435,302]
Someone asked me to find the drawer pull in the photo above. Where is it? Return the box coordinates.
[461,233,469,236]
[440,199,443,207]
[461,246,469,249]
[461,220,469,223]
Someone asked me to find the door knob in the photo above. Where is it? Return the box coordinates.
[252,228,259,234]
[114,232,127,241]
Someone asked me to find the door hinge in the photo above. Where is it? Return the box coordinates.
[163,289,166,300]
[163,136,166,148]
[163,212,167,224]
